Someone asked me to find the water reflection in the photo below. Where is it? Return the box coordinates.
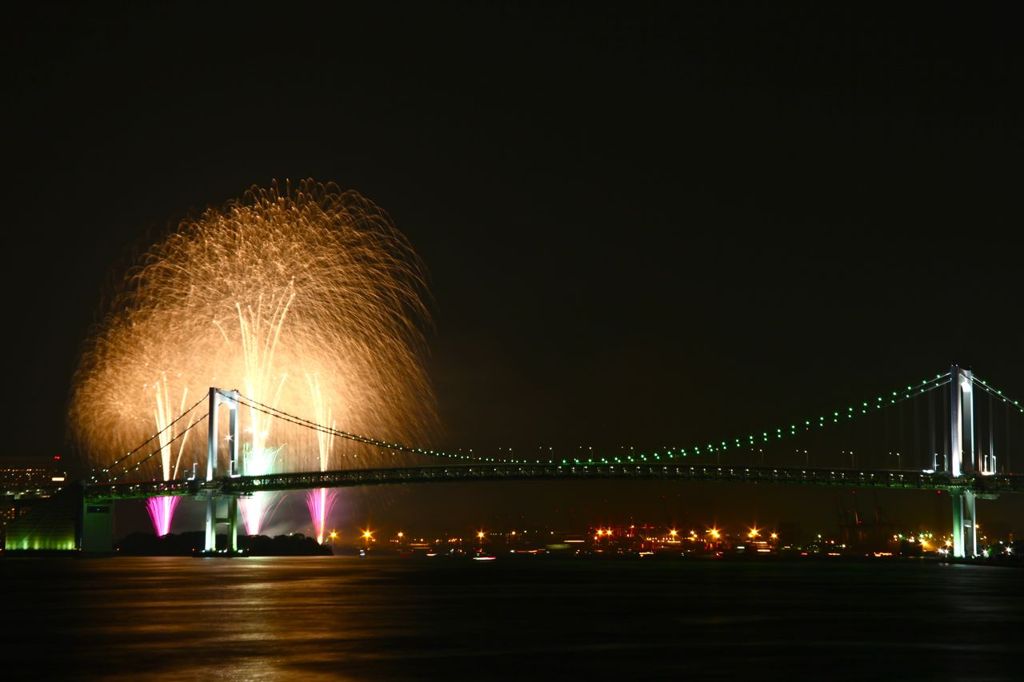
[2,556,1022,680]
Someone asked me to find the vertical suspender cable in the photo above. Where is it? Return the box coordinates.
[987,389,994,473]
[928,389,936,470]
[898,399,905,470]
[913,394,920,471]
[942,381,950,472]
[1006,401,1011,474]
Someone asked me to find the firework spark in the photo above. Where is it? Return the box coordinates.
[71,180,435,535]
[304,372,339,542]
[305,488,338,545]
[145,495,180,537]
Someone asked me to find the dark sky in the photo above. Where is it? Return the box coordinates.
[4,2,1023,534]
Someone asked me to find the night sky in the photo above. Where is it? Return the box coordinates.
[4,3,1022,535]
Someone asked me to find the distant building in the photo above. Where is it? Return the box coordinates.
[0,456,69,547]
[3,485,80,552]
[0,455,68,495]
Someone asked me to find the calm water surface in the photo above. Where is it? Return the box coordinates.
[2,556,1021,680]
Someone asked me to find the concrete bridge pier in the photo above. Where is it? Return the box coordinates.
[203,494,240,554]
[950,488,977,559]
[204,495,215,551]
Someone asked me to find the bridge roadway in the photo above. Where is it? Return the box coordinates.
[83,463,1024,500]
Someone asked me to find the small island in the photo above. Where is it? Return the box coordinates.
[116,531,332,556]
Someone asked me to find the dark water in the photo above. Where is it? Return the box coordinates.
[2,555,1022,680]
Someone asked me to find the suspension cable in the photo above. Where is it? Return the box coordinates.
[101,394,209,474]
[970,375,1024,414]
[232,393,468,461]
[108,413,209,481]
[231,372,953,467]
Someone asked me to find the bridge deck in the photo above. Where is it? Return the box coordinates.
[82,464,1024,500]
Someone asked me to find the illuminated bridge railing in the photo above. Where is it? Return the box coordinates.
[84,479,195,501]
[83,465,1024,500]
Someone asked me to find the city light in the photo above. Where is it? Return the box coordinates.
[747,527,760,540]
[477,530,485,540]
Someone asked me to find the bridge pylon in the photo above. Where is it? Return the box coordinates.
[203,387,242,554]
[948,365,978,558]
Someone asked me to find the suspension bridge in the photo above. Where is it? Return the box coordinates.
[61,365,1024,558]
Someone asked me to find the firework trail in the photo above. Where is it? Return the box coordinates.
[304,372,338,543]
[71,180,435,536]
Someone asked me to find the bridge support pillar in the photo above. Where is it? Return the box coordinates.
[205,496,216,552]
[948,366,980,559]
[951,488,977,559]
[202,386,242,556]
[228,495,238,553]
[203,494,240,554]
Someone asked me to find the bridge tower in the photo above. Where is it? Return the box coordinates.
[204,388,241,553]
[948,365,977,558]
